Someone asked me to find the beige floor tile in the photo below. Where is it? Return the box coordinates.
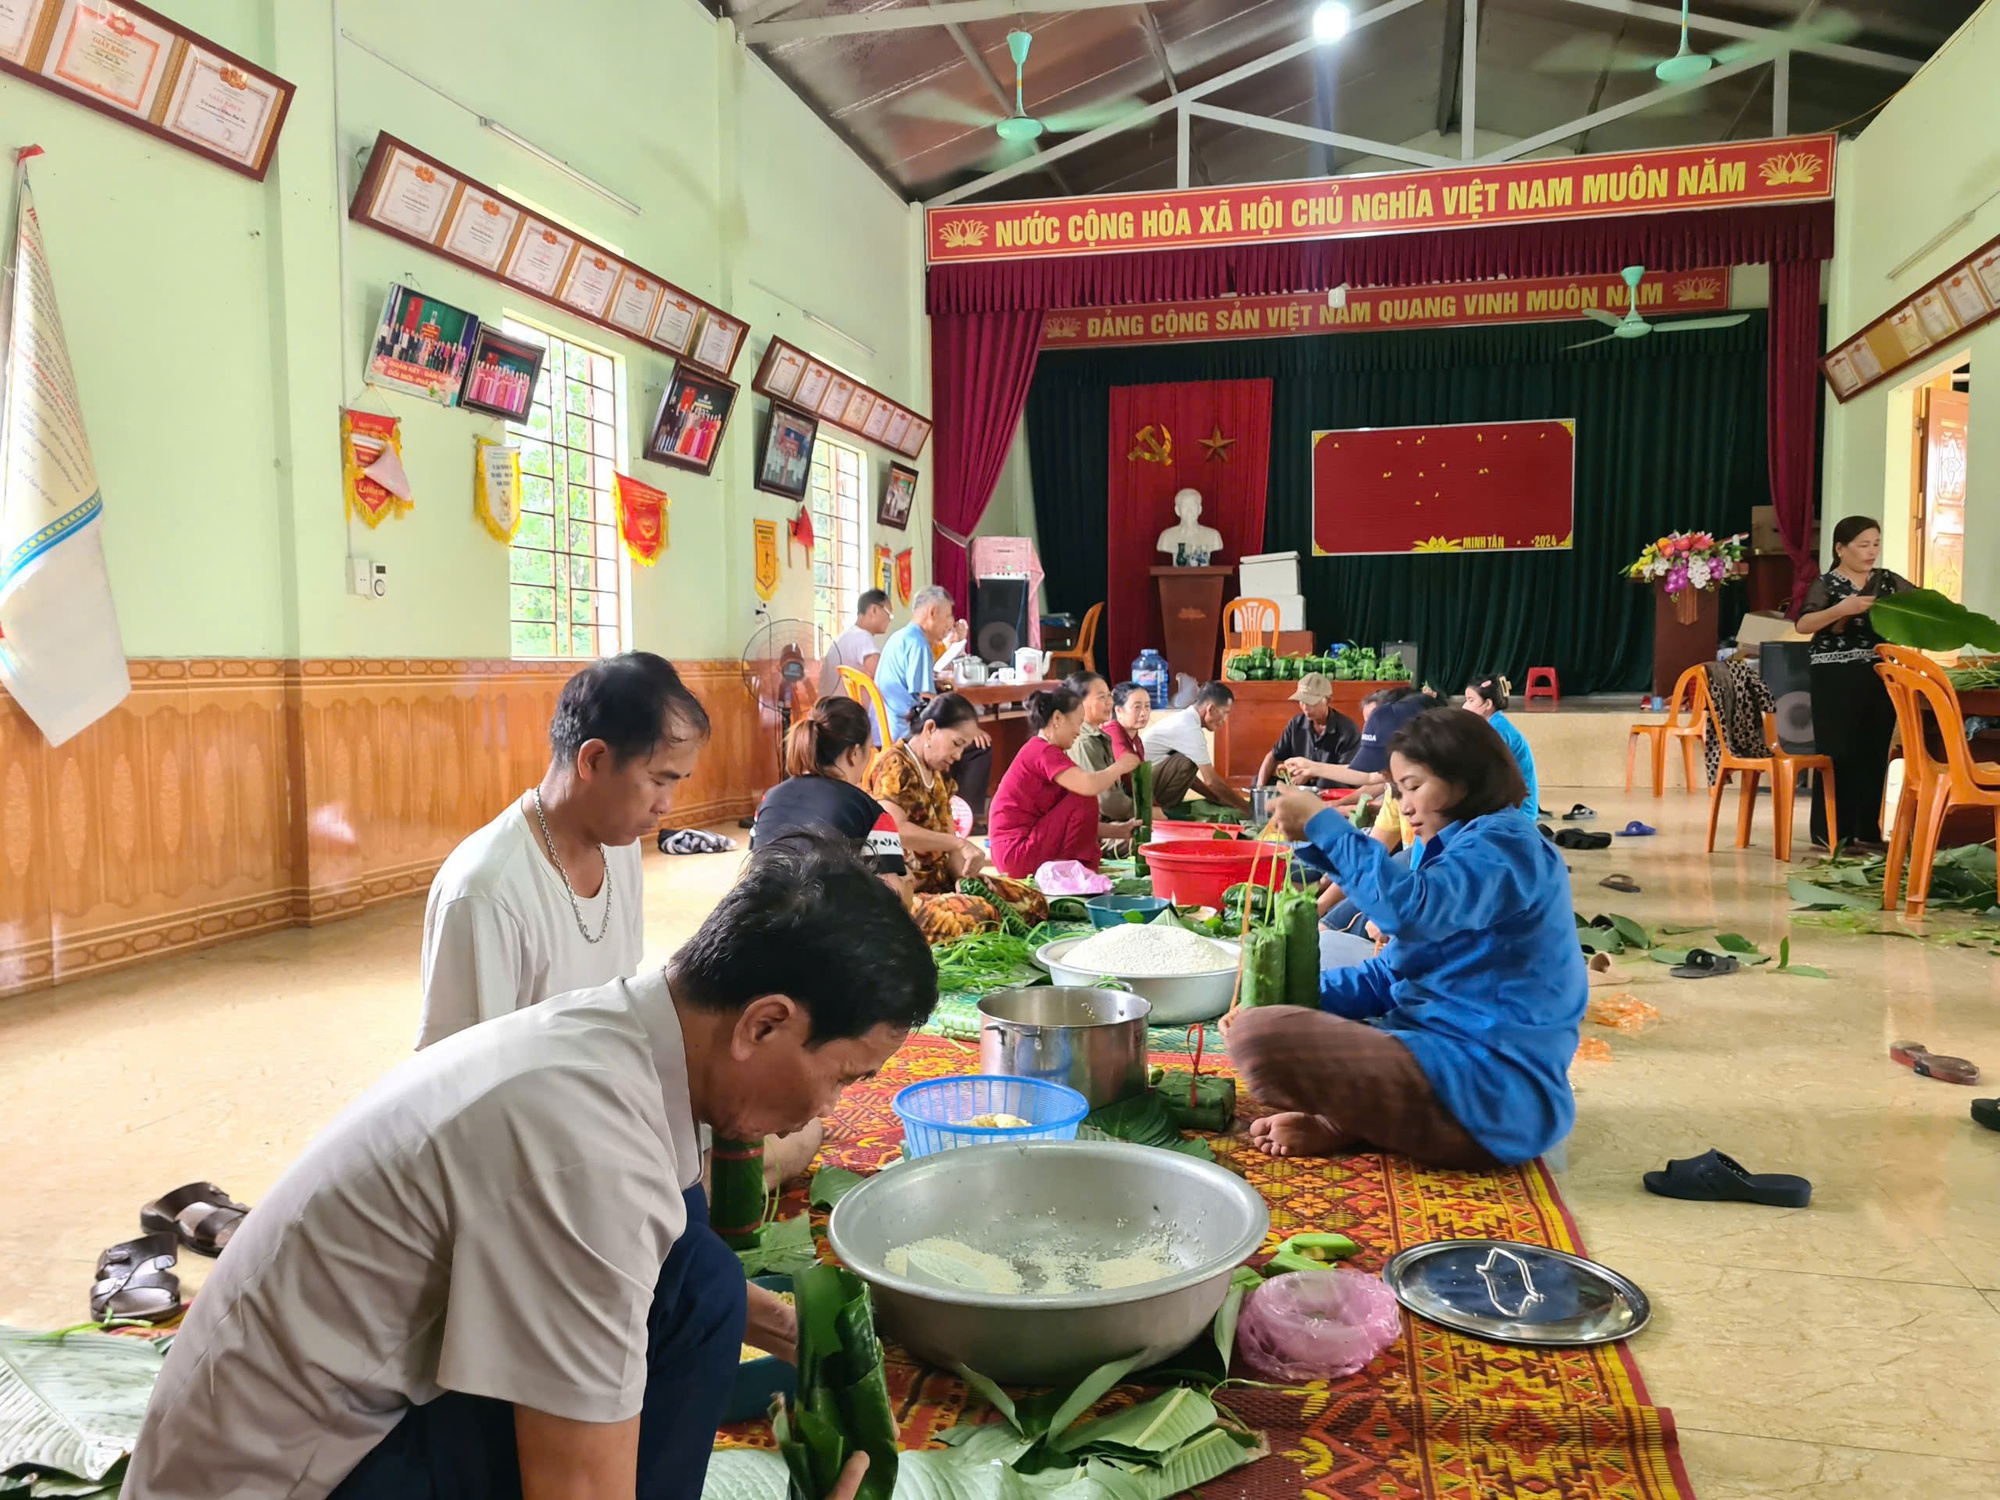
[1674,1429,2000,1500]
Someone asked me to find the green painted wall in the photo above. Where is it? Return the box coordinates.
[1823,4,1999,611]
[1,0,926,662]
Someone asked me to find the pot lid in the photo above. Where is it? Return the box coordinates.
[1381,1239,1650,1347]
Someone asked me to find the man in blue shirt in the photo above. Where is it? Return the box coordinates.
[1224,709,1583,1168]
[872,584,991,815]
[1463,673,1540,818]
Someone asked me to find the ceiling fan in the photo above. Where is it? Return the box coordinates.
[1568,266,1748,348]
[1535,2,1859,92]
[898,29,1143,166]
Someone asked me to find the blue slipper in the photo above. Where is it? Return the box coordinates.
[1617,820,1657,837]
[1644,1149,1811,1208]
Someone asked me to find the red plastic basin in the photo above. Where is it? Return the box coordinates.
[1141,839,1290,909]
[1150,818,1245,841]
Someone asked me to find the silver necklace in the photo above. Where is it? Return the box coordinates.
[531,788,613,944]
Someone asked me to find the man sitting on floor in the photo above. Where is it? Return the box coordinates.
[126,836,930,1500]
[1254,672,1361,790]
[1143,680,1252,817]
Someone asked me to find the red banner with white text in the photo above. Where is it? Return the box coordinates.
[1311,421,1575,558]
[929,135,1833,264]
[1041,268,1732,348]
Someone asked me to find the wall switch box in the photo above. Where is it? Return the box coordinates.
[348,558,388,598]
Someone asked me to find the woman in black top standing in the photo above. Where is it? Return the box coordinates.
[1793,516,1913,850]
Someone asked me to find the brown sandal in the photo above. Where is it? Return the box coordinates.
[90,1232,182,1324]
[140,1181,251,1258]
[1889,1042,1980,1087]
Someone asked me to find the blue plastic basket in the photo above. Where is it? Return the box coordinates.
[1084,894,1172,928]
[893,1074,1091,1158]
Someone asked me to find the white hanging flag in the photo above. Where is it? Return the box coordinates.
[0,150,129,745]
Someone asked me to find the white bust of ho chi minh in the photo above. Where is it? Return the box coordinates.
[1156,487,1225,565]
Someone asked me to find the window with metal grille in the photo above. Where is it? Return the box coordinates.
[808,435,865,649]
[506,321,625,659]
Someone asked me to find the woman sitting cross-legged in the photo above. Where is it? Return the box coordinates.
[1225,709,1585,1169]
[986,684,1141,879]
[751,696,908,902]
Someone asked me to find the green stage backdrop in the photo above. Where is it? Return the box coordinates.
[1026,315,1773,696]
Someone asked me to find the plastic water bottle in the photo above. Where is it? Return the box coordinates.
[1132,649,1170,709]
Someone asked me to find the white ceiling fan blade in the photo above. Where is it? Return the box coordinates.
[1039,98,1148,133]
[1568,333,1627,348]
[1580,307,1627,328]
[895,88,1005,128]
[1711,9,1861,66]
[1651,314,1751,332]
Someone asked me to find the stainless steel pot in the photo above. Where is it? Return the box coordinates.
[977,986,1149,1109]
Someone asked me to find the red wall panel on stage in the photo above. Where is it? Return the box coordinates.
[1310,419,1576,557]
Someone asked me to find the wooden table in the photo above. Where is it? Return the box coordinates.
[1212,679,1402,782]
[947,680,1038,787]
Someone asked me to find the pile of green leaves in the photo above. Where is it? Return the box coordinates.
[771,1266,899,1500]
[736,1213,819,1280]
[1947,658,2000,692]
[0,1328,168,1499]
[1079,1091,1214,1161]
[1790,843,1998,916]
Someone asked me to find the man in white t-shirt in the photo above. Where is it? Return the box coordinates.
[127,837,933,1500]
[417,652,708,1049]
[1143,681,1252,816]
[818,588,891,698]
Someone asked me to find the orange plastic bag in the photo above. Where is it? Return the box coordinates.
[1587,994,1661,1034]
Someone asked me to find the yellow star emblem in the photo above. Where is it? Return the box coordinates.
[1198,424,1236,462]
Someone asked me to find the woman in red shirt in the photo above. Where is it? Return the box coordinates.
[987,685,1142,878]
[1107,680,1152,762]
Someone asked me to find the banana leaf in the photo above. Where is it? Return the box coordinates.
[0,1329,166,1484]
[739,1212,818,1278]
[777,1266,898,1500]
[1053,1389,1215,1455]
[1079,1093,1213,1160]
[809,1169,866,1211]
[1870,588,2000,654]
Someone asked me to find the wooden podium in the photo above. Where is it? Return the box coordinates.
[1652,582,1720,699]
[1151,565,1233,685]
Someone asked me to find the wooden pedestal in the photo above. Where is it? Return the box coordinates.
[1653,583,1720,699]
[1151,566,1233,686]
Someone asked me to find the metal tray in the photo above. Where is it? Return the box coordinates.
[1381,1239,1651,1347]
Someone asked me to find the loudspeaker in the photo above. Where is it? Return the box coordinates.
[972,575,1031,663]
[1760,643,1815,754]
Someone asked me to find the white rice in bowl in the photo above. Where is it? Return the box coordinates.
[1062,924,1237,977]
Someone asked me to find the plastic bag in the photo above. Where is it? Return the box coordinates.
[1234,1268,1402,1381]
[1036,860,1113,896]
[1587,993,1660,1034]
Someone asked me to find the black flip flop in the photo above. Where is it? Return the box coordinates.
[1553,828,1612,851]
[141,1181,250,1259]
[1561,804,1597,821]
[1974,1099,2000,1132]
[1643,1149,1811,1208]
[89,1232,182,1324]
[1601,874,1641,893]
[1671,949,1740,979]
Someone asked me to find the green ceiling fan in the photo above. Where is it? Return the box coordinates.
[1534,3,1860,90]
[897,29,1144,166]
[1569,266,1749,348]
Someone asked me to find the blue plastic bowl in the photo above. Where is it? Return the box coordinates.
[893,1074,1091,1158]
[1084,894,1172,928]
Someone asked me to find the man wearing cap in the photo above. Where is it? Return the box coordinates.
[1255,673,1362,791]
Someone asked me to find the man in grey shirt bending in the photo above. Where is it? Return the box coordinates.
[127,835,933,1500]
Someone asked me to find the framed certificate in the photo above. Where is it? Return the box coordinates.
[558,250,623,319]
[42,0,171,116]
[861,399,894,441]
[503,219,576,297]
[1972,244,2000,306]
[440,187,522,271]
[1941,267,1991,326]
[650,293,699,354]
[161,46,282,169]
[757,341,808,400]
[1911,286,1959,344]
[818,374,857,420]
[899,417,932,458]
[1846,337,1883,382]
[690,311,745,373]
[1886,305,1930,358]
[368,145,459,242]
[1823,348,1858,397]
[0,0,52,65]
[607,269,664,336]
[842,387,877,429]
[879,407,913,449]
[795,362,833,412]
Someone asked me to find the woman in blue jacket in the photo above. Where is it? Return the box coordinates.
[1227,709,1584,1168]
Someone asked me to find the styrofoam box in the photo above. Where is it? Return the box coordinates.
[1273,594,1305,631]
[1238,550,1300,599]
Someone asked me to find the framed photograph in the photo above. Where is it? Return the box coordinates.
[647,365,738,475]
[366,283,479,405]
[755,402,819,501]
[878,463,917,531]
[459,326,546,421]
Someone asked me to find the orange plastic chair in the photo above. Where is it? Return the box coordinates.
[838,667,894,761]
[1701,678,1836,861]
[1221,597,1280,669]
[1881,656,2000,914]
[1625,665,1708,796]
[1047,601,1102,679]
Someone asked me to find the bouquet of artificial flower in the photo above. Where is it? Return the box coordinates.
[1624,531,1747,597]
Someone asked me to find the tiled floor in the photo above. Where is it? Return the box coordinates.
[4,787,1998,1496]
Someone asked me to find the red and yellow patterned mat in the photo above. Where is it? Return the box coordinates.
[728,1035,1696,1500]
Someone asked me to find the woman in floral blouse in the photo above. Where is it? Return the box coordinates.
[866,691,989,894]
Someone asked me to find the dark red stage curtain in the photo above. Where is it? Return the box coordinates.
[1106,380,1272,674]
[925,203,1833,314]
[1766,258,1825,607]
[930,310,1042,612]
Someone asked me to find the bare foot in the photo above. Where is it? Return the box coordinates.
[764,1118,826,1189]
[1248,1112,1343,1158]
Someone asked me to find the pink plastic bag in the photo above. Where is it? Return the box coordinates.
[1235,1269,1403,1381]
[1035,860,1112,896]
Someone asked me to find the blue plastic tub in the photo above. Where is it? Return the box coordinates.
[723,1274,797,1423]
[1084,894,1172,928]
[893,1074,1091,1158]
